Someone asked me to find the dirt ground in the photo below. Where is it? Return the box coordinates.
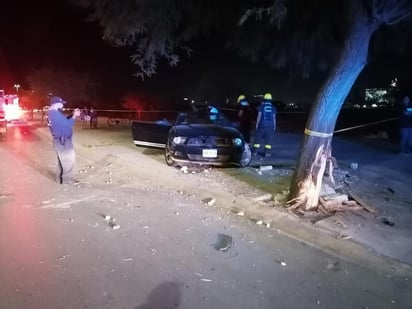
[23,114,412,270]
[2,114,412,309]
[51,115,411,269]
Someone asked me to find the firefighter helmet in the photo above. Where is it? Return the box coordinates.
[209,106,219,121]
[263,93,272,100]
[237,94,246,104]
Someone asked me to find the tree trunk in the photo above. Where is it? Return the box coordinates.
[288,16,380,211]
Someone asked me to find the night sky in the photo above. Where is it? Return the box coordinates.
[1,0,411,105]
[0,0,326,104]
[0,1,136,95]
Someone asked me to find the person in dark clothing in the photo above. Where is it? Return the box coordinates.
[253,93,277,157]
[81,106,90,129]
[399,95,412,155]
[237,94,253,144]
[40,106,46,124]
[89,106,98,128]
[47,96,81,184]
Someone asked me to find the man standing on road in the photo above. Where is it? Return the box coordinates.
[399,95,412,155]
[253,93,277,157]
[47,96,81,184]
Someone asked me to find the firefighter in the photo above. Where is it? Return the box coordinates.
[237,94,253,143]
[209,106,219,123]
[253,92,276,157]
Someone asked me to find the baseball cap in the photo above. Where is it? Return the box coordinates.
[50,96,67,105]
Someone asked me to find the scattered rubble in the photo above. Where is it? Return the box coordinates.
[253,193,273,203]
[380,217,395,226]
[214,233,233,252]
[110,223,120,230]
[347,192,377,214]
[202,197,216,206]
[259,165,273,172]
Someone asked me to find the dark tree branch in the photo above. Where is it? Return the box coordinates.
[370,0,412,25]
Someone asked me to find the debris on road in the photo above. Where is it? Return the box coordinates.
[253,193,273,203]
[0,193,13,199]
[336,233,351,240]
[333,219,348,228]
[386,187,395,194]
[202,197,216,206]
[322,193,349,204]
[214,233,233,252]
[326,260,341,271]
[201,278,212,282]
[122,258,133,262]
[275,259,287,266]
[259,165,273,172]
[347,192,378,214]
[110,222,120,230]
[381,217,395,226]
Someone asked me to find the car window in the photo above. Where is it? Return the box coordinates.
[175,107,234,127]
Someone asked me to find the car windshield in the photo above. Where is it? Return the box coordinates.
[176,107,232,126]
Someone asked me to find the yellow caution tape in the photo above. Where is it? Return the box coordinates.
[304,128,333,138]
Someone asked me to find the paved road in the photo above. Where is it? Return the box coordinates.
[0,124,411,309]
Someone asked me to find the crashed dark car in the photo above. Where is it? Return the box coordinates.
[131,107,252,167]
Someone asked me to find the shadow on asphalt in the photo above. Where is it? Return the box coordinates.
[134,281,183,309]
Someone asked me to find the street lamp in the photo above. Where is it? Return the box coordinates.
[14,84,20,93]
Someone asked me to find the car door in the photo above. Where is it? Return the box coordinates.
[131,121,172,148]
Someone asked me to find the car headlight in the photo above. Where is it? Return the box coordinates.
[232,138,242,146]
[173,136,187,144]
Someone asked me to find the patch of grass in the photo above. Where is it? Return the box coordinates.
[222,167,292,195]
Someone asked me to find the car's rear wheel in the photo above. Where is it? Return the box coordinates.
[239,143,252,167]
[165,145,177,167]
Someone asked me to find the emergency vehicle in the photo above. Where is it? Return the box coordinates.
[0,90,22,137]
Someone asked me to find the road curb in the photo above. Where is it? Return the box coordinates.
[229,196,412,276]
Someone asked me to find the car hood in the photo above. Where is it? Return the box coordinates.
[174,124,241,138]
